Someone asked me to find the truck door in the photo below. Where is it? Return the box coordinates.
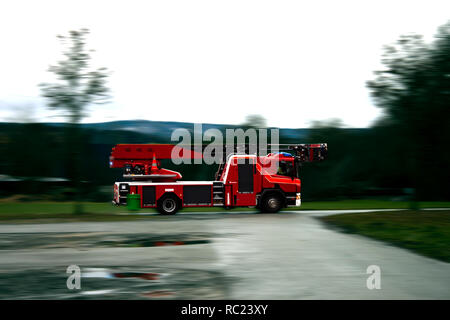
[236,158,257,206]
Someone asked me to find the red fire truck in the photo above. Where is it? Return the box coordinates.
[109,143,327,214]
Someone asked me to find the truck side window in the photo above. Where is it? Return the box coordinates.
[277,161,294,177]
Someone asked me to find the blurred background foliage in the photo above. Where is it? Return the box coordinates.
[0,21,449,203]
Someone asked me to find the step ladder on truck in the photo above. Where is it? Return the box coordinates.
[109,143,327,214]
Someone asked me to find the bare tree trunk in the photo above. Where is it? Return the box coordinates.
[66,123,84,215]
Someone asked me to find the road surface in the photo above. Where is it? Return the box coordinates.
[0,210,449,299]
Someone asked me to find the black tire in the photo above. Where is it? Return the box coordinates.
[157,194,180,215]
[260,193,283,213]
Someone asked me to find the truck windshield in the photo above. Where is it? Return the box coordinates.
[276,160,295,177]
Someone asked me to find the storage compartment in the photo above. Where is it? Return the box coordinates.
[142,186,156,206]
[183,185,212,205]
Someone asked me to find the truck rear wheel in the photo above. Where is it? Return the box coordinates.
[260,193,283,213]
[157,194,180,215]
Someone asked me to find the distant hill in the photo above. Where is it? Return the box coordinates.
[0,119,369,145]
[0,120,318,142]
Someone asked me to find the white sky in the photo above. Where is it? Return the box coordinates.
[0,0,448,128]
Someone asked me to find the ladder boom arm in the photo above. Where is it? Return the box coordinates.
[109,143,328,169]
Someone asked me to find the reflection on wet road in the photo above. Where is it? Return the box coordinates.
[0,210,449,299]
[0,266,229,299]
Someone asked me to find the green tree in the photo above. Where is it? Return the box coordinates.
[367,21,450,202]
[40,29,109,122]
[40,29,110,213]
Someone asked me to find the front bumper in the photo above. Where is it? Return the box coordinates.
[287,193,301,207]
[295,193,301,206]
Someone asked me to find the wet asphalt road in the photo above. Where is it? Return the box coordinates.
[0,210,449,299]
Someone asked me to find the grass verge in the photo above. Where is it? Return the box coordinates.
[319,210,450,263]
[0,200,449,223]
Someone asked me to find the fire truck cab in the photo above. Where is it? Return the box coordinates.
[217,153,301,210]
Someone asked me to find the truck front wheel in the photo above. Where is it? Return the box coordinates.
[260,193,283,213]
[157,194,180,215]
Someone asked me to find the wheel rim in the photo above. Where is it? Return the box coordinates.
[267,197,279,209]
[163,199,176,213]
